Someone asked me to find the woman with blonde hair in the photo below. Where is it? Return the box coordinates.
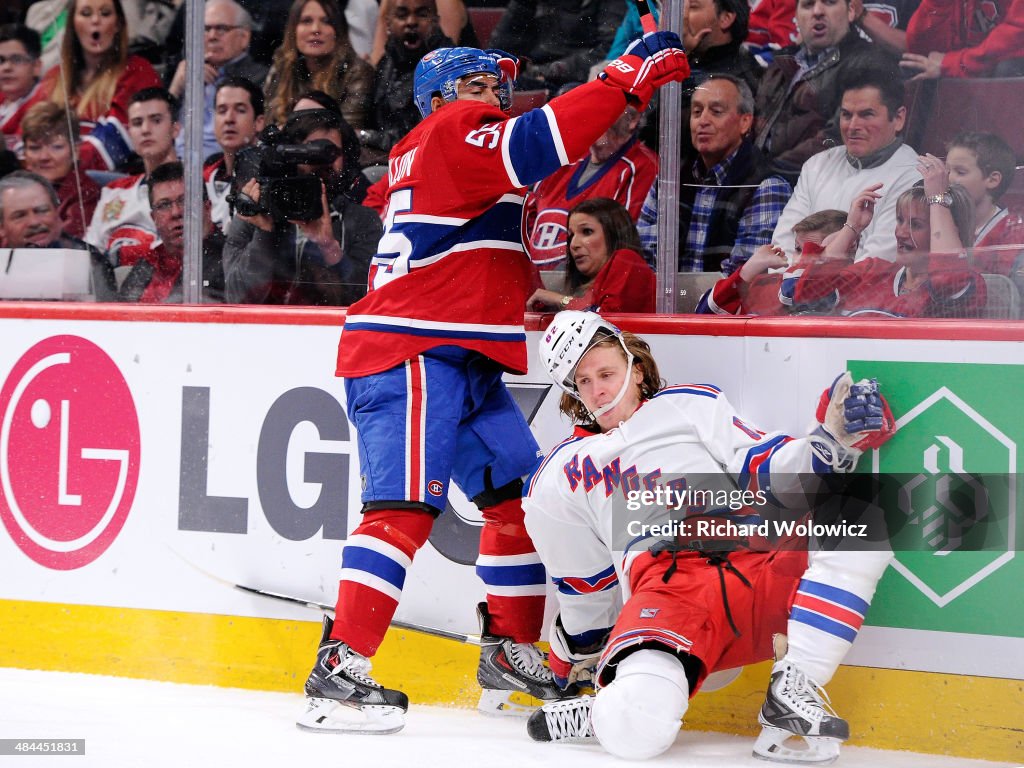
[264,0,374,129]
[37,0,161,171]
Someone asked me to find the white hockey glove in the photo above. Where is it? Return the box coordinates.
[548,613,605,690]
[809,372,896,472]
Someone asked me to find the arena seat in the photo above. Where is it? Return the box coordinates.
[468,7,504,48]
[675,272,721,313]
[980,273,1021,319]
[510,89,548,116]
[906,77,1024,157]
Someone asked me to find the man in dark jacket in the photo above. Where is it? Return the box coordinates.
[223,108,382,306]
[753,0,879,183]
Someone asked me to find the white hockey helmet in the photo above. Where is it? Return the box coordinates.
[539,311,633,418]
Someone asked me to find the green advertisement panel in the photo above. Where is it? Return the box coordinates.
[849,360,1023,639]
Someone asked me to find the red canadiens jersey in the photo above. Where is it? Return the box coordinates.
[336,80,628,378]
[973,208,1024,274]
[0,81,47,157]
[523,137,657,268]
[85,173,157,264]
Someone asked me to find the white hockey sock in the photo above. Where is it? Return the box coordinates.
[591,649,689,760]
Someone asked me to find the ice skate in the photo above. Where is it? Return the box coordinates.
[476,603,565,716]
[297,616,409,734]
[753,657,848,764]
[527,695,596,743]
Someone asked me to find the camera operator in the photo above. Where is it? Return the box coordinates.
[222,108,382,305]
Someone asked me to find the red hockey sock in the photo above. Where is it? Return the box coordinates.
[476,498,546,642]
[331,508,434,657]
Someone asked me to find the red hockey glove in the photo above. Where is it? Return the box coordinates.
[599,31,690,109]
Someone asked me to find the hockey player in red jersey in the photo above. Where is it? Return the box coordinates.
[523,312,896,763]
[298,36,691,735]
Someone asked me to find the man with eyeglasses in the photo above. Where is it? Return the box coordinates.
[168,0,268,160]
[0,170,116,300]
[0,24,45,158]
[117,161,226,302]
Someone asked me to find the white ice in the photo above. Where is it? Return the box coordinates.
[0,667,1017,768]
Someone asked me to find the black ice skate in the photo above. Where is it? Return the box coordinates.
[527,695,596,743]
[296,615,409,734]
[476,602,565,716]
[753,658,849,764]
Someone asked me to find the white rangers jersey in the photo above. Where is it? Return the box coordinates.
[522,384,819,643]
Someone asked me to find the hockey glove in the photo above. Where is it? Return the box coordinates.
[809,372,896,472]
[548,613,605,690]
[599,31,691,109]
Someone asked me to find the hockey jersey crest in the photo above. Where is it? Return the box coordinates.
[85,173,158,263]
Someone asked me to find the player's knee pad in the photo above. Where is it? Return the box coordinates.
[591,649,689,760]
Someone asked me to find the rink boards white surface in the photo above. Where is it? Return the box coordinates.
[0,306,1022,763]
[0,668,1017,768]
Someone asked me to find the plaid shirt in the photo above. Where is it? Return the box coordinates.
[638,146,792,274]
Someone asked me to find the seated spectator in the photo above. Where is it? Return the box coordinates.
[491,0,626,92]
[223,107,382,305]
[118,161,226,303]
[771,65,920,262]
[167,0,269,162]
[369,0,473,66]
[85,87,179,262]
[0,24,46,157]
[945,131,1024,274]
[291,89,371,203]
[524,104,656,269]
[753,0,877,183]
[20,101,100,239]
[696,208,848,314]
[902,0,1024,77]
[0,170,116,299]
[527,197,655,313]
[638,74,791,273]
[205,76,266,232]
[263,0,375,130]
[361,0,452,165]
[681,0,762,93]
[793,164,986,317]
[38,0,162,171]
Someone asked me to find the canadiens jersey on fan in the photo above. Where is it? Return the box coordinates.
[336,80,628,379]
[521,386,817,641]
[84,174,158,264]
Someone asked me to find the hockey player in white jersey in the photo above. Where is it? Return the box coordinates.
[522,311,896,763]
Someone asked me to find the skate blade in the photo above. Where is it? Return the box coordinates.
[477,688,545,717]
[752,726,841,765]
[296,696,405,735]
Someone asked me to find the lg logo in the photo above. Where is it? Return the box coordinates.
[0,336,140,570]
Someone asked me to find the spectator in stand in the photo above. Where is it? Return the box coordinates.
[264,0,375,130]
[793,161,986,317]
[771,65,920,262]
[205,76,266,232]
[118,162,226,303]
[291,89,371,203]
[638,74,791,273]
[945,131,1024,274]
[527,197,655,313]
[753,0,877,183]
[361,0,452,165]
[38,0,162,171]
[0,24,46,158]
[0,170,116,298]
[524,104,657,269]
[368,0,474,66]
[681,0,762,93]
[491,0,626,93]
[85,87,179,263]
[223,107,381,305]
[696,208,849,314]
[854,0,921,56]
[20,101,100,239]
[167,0,269,163]
[902,0,1024,77]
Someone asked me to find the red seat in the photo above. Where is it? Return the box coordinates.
[905,77,1024,158]
[509,89,547,117]
[468,7,504,48]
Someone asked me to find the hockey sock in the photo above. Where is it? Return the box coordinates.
[476,497,546,642]
[786,548,893,684]
[591,649,689,760]
[332,509,434,657]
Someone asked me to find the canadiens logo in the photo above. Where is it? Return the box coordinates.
[427,480,444,497]
[102,198,125,223]
[530,208,570,266]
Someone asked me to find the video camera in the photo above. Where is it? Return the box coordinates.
[231,124,342,222]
